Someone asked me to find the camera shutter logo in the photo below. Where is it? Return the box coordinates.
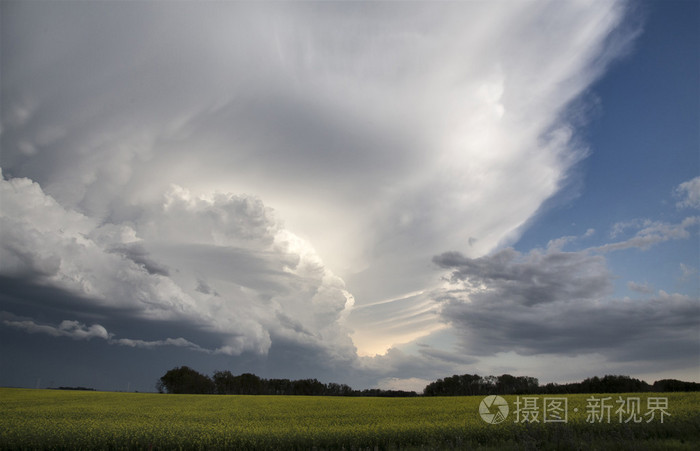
[479,395,509,424]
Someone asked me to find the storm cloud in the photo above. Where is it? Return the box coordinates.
[5,0,682,390]
[0,171,355,360]
[434,245,699,363]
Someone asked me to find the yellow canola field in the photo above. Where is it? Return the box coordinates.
[1,388,698,450]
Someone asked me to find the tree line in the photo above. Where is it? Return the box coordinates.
[423,374,538,396]
[156,367,417,397]
[423,374,700,396]
[156,366,700,396]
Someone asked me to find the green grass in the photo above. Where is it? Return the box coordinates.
[0,388,698,450]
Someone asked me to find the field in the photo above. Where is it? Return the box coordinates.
[1,388,698,450]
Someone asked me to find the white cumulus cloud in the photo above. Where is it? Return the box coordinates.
[0,171,355,360]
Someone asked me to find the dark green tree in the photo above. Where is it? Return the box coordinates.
[212,370,237,395]
[158,366,215,394]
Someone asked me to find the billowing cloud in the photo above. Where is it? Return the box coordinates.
[434,247,612,307]
[0,171,355,361]
[0,172,207,323]
[433,246,699,363]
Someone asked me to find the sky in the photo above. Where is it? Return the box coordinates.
[1,0,698,393]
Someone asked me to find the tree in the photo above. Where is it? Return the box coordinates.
[158,366,214,394]
[238,373,263,395]
[291,378,325,396]
[212,370,237,395]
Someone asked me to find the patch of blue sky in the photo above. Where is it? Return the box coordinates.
[514,0,699,300]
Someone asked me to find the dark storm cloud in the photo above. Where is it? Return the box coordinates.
[434,248,612,306]
[0,277,232,354]
[0,275,135,325]
[434,247,699,362]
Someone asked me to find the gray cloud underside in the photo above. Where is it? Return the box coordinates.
[434,248,612,307]
[434,241,699,362]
